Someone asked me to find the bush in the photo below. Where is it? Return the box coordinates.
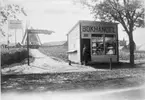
[1,48,28,66]
[119,50,145,60]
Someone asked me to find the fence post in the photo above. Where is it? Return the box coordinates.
[109,57,112,70]
[69,60,71,65]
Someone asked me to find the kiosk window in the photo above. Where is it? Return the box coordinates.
[91,34,104,55]
[105,34,116,55]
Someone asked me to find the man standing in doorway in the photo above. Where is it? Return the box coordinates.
[82,45,89,65]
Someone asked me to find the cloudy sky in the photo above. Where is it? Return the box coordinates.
[2,0,145,45]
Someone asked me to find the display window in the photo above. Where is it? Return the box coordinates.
[91,34,116,55]
[91,34,104,55]
[104,34,116,55]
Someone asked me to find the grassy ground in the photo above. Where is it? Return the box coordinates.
[39,46,68,62]
[1,65,145,93]
[119,50,145,60]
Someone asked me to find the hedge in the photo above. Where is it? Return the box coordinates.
[1,48,29,67]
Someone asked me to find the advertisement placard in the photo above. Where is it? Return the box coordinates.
[8,20,22,29]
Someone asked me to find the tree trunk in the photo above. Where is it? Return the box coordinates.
[128,32,135,66]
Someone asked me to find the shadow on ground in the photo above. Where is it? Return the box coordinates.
[0,75,141,93]
[87,62,144,69]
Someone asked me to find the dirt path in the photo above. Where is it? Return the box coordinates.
[2,49,99,75]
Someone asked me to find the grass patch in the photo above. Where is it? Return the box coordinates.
[119,50,145,60]
[39,46,68,62]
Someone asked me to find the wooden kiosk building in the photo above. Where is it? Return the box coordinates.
[67,20,119,64]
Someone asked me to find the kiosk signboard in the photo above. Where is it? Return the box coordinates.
[81,22,116,33]
[82,25,116,33]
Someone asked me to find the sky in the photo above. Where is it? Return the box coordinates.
[1,0,145,45]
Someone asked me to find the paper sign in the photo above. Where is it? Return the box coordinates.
[8,20,22,29]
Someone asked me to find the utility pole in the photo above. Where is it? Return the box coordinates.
[27,29,30,66]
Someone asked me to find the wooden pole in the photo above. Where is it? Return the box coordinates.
[27,29,30,65]
[69,60,71,65]
[110,57,112,70]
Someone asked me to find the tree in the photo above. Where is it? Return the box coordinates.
[77,0,144,65]
[0,4,27,36]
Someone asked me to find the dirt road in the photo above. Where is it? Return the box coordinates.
[2,49,98,75]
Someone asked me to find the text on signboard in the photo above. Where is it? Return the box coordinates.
[82,26,115,33]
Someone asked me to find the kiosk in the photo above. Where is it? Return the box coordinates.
[67,20,119,64]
